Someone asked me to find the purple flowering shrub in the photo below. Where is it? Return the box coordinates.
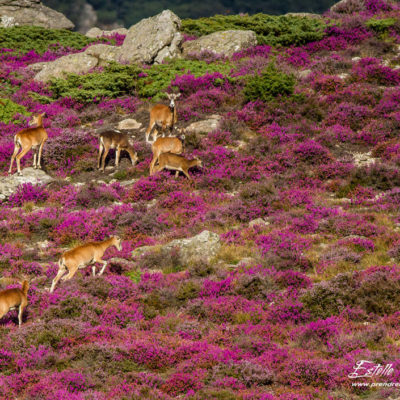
[8,183,48,206]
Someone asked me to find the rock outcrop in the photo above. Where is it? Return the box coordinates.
[119,9,183,64]
[31,43,120,81]
[182,30,257,58]
[0,0,74,29]
[117,119,142,130]
[85,26,128,38]
[285,12,322,19]
[330,0,365,13]
[186,115,222,134]
[33,52,98,82]
[0,167,53,200]
[132,230,221,264]
[84,44,120,67]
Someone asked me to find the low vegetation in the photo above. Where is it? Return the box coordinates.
[0,26,100,54]
[182,13,326,46]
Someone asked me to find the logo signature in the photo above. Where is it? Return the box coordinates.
[348,360,394,379]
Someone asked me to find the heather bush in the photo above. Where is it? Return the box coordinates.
[350,162,400,190]
[352,58,400,85]
[75,183,118,208]
[243,63,295,103]
[234,273,277,300]
[256,232,312,271]
[365,0,393,13]
[294,140,332,165]
[320,245,362,264]
[301,273,358,319]
[42,129,95,170]
[355,268,400,315]
[302,267,400,318]
[388,241,400,261]
[294,316,341,349]
[188,260,215,277]
[212,360,274,387]
[8,183,48,206]
[136,247,185,273]
[182,14,326,46]
[325,102,372,131]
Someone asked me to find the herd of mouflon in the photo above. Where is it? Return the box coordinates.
[2,91,203,326]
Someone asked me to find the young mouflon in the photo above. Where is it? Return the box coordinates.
[152,153,202,180]
[149,136,183,175]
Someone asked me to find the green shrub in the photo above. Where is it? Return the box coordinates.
[126,269,142,283]
[0,26,100,54]
[0,98,30,123]
[366,17,397,34]
[243,63,295,103]
[182,14,326,46]
[113,170,128,181]
[176,281,201,301]
[49,62,141,102]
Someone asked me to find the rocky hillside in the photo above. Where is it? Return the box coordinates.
[1,1,400,399]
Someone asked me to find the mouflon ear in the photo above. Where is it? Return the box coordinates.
[175,93,181,98]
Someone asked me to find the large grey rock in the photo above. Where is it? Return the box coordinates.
[0,0,74,29]
[86,26,128,38]
[119,9,183,64]
[33,52,98,82]
[84,44,120,66]
[297,69,312,79]
[117,118,142,130]
[132,230,221,264]
[183,30,257,58]
[0,167,53,200]
[285,12,322,19]
[249,218,270,228]
[186,115,222,134]
[330,0,365,13]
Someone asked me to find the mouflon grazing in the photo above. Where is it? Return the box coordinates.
[97,130,138,172]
